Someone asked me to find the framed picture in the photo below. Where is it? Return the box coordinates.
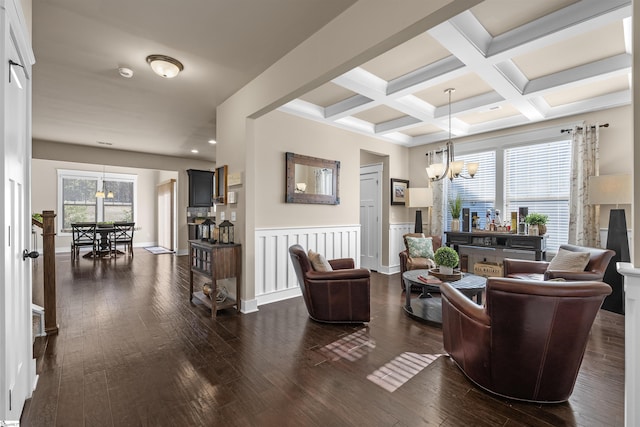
[390,178,409,205]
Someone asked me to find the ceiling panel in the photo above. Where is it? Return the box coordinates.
[458,104,522,125]
[360,32,451,81]
[471,0,579,36]
[544,75,630,107]
[414,74,493,107]
[299,82,357,108]
[513,21,626,80]
[353,105,407,125]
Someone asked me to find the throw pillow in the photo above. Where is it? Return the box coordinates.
[405,236,434,260]
[308,249,333,272]
[547,248,590,272]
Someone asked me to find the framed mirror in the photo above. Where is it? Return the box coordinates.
[286,152,340,205]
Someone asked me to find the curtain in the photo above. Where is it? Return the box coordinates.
[429,149,445,237]
[568,123,600,246]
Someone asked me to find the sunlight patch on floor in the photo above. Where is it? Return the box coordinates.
[367,353,443,392]
[319,328,376,362]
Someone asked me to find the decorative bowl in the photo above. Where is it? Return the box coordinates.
[428,268,462,282]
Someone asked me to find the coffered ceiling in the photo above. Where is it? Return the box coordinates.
[280,0,632,147]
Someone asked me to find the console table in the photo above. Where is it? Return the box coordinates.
[445,231,547,261]
[188,240,241,317]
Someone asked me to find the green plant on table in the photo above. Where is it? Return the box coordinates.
[524,213,548,226]
[448,194,462,219]
[434,246,459,268]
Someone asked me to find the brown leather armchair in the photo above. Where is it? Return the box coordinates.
[441,277,611,403]
[504,244,614,281]
[399,234,441,291]
[289,244,370,323]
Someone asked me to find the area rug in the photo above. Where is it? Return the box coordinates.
[144,246,175,255]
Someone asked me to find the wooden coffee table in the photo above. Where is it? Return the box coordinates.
[402,269,486,325]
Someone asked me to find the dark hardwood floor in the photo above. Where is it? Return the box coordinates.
[22,250,624,426]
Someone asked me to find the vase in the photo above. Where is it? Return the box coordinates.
[538,224,547,235]
[439,266,454,275]
[528,225,539,236]
[451,219,460,232]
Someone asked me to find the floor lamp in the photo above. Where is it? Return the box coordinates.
[588,174,632,314]
[406,188,433,234]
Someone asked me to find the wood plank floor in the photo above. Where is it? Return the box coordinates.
[22,250,624,426]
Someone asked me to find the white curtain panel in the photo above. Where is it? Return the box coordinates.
[429,149,445,238]
[568,123,600,247]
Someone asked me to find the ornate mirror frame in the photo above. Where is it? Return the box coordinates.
[285,152,340,205]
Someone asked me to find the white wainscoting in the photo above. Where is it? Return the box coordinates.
[386,223,414,275]
[255,225,361,306]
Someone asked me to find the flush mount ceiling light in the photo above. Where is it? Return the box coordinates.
[146,54,184,78]
[208,139,216,144]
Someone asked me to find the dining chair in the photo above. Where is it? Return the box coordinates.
[111,222,135,256]
[70,222,97,260]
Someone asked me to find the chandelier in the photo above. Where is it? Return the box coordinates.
[425,88,479,181]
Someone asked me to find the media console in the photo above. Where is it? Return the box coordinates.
[445,231,547,261]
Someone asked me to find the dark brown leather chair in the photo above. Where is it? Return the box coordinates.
[289,244,370,323]
[441,277,611,403]
[399,234,441,291]
[504,244,614,281]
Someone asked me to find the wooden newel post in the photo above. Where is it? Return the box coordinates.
[42,210,58,335]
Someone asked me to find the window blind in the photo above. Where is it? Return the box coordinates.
[446,150,496,230]
[504,140,571,251]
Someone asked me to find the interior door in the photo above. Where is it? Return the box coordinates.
[157,179,176,250]
[1,31,34,420]
[360,165,382,271]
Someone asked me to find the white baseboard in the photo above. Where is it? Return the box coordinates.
[257,287,302,306]
[241,298,259,314]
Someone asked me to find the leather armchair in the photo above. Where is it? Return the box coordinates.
[504,244,614,281]
[441,277,611,403]
[399,234,441,291]
[289,244,370,323]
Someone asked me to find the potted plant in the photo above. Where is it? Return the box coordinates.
[448,194,462,232]
[525,212,548,236]
[434,246,459,275]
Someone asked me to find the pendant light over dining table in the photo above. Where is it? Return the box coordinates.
[426,88,479,181]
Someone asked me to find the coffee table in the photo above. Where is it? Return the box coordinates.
[403,269,486,325]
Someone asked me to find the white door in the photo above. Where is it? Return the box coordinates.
[360,165,382,271]
[1,4,35,421]
[157,179,176,250]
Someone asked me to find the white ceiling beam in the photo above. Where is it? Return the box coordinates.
[324,94,375,120]
[386,56,466,96]
[524,53,631,95]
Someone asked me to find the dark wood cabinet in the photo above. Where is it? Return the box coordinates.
[445,231,547,261]
[187,169,214,207]
[189,240,241,317]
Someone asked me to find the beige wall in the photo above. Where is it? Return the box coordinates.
[31,159,176,251]
[32,140,213,252]
[409,104,633,232]
[253,111,411,267]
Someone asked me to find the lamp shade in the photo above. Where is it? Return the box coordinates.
[405,188,433,208]
[588,174,632,205]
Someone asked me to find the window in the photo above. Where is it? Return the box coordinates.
[446,151,496,230]
[58,169,137,232]
[504,140,571,251]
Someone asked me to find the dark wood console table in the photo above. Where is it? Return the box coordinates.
[445,231,547,261]
[188,240,241,317]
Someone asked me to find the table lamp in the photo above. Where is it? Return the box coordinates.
[588,174,632,314]
[405,188,433,234]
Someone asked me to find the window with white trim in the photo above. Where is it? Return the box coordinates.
[446,151,496,230]
[504,140,571,252]
[58,169,137,232]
